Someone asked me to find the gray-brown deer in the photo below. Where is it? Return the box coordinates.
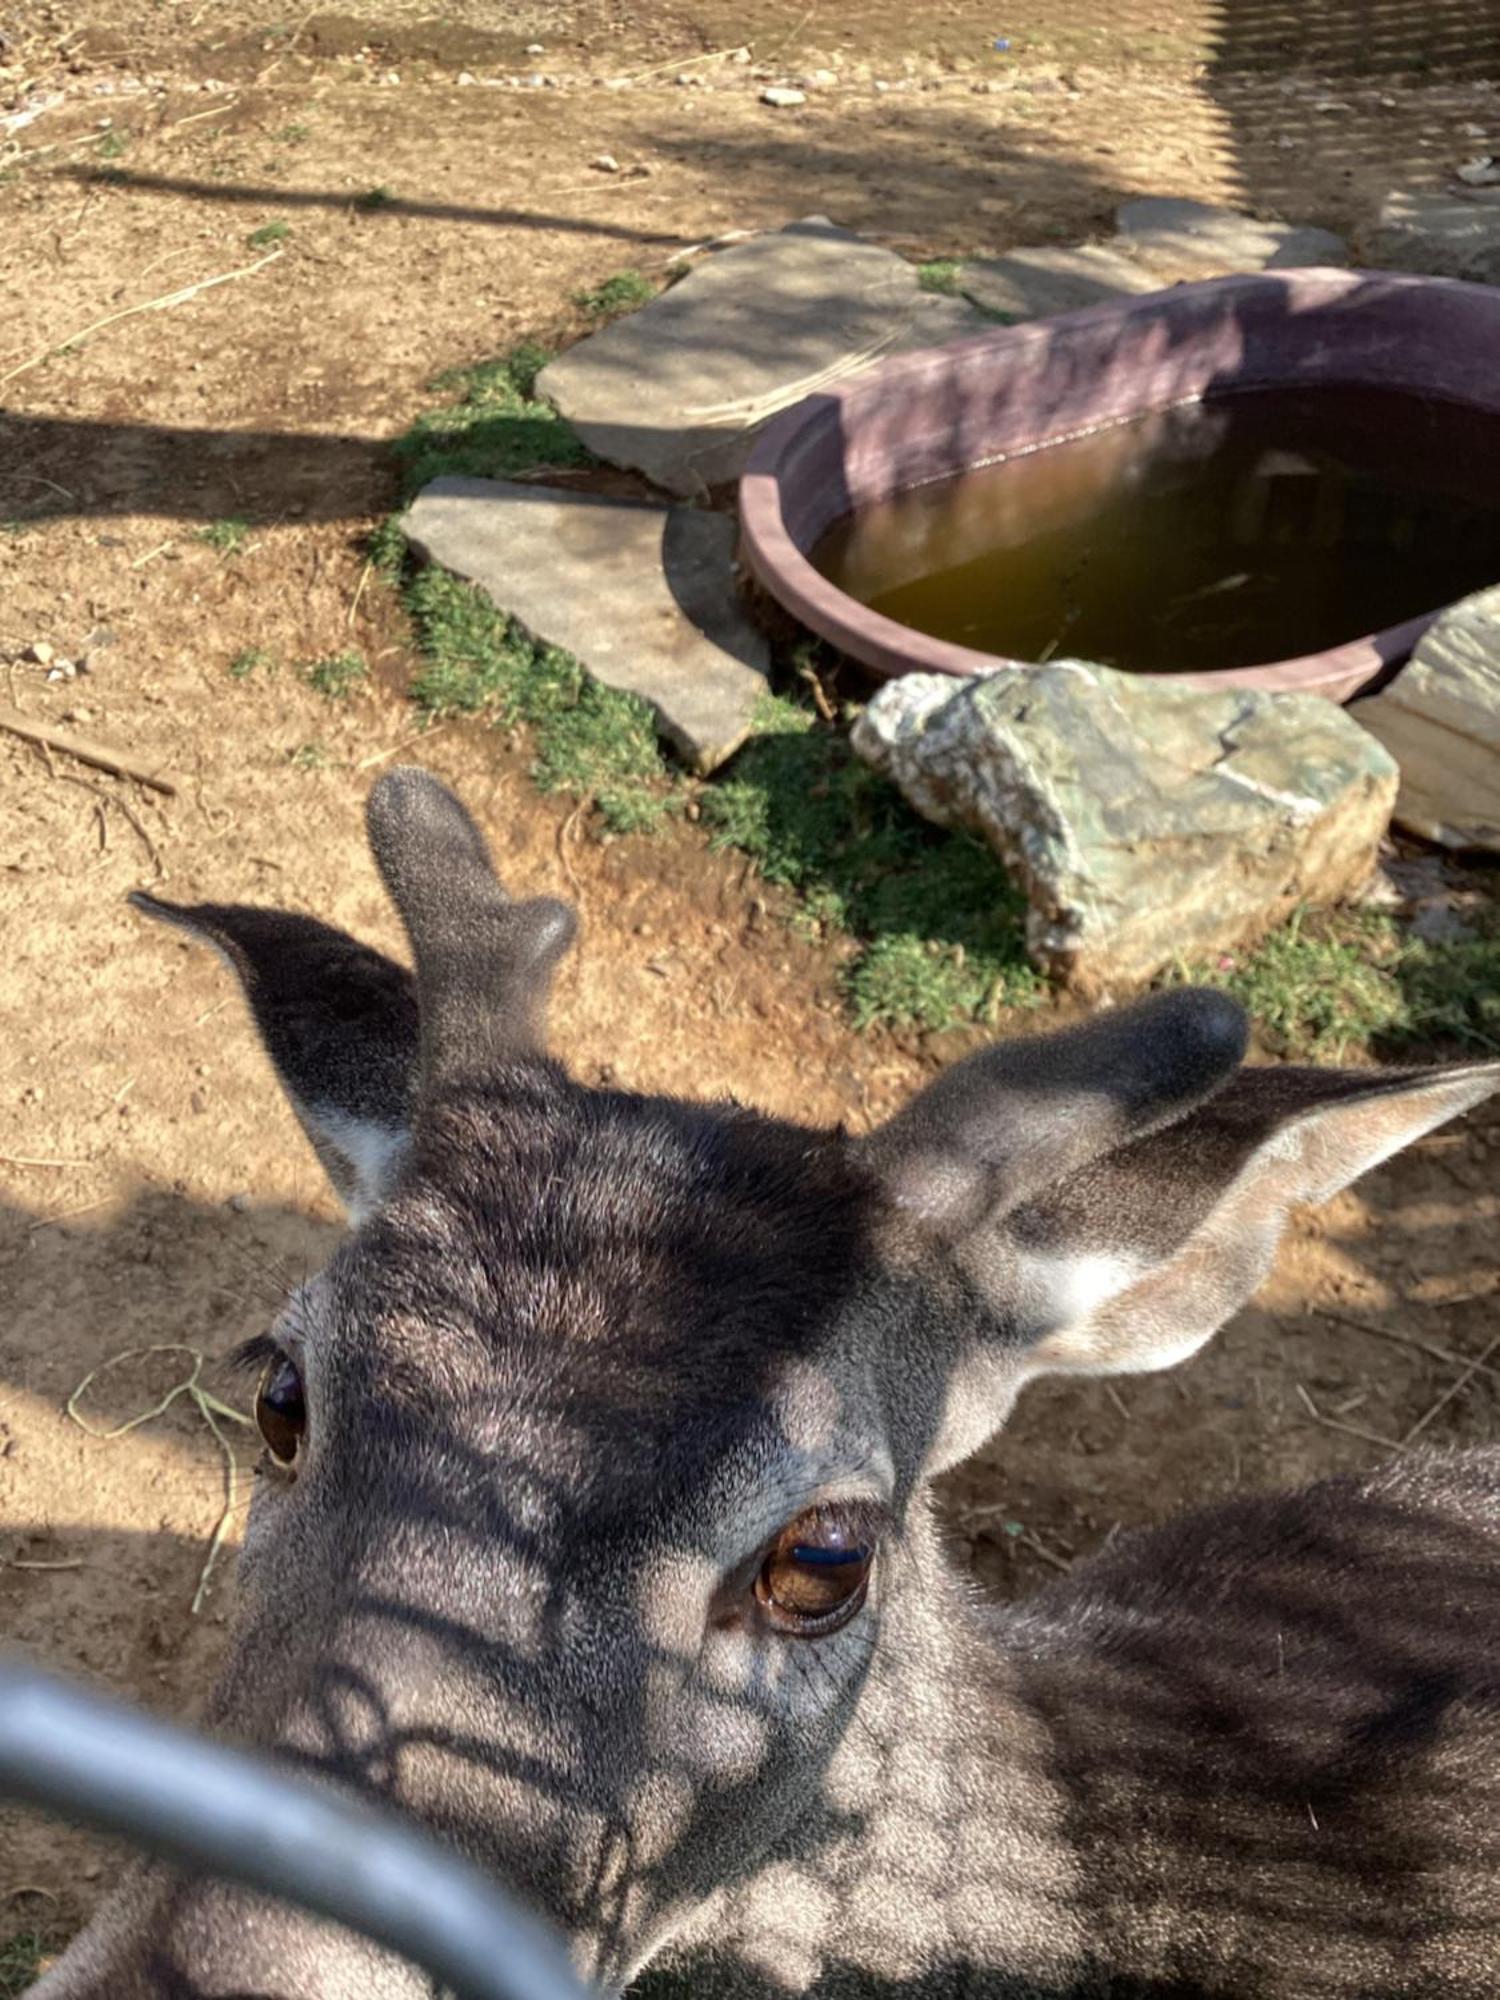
[34,769,1500,2000]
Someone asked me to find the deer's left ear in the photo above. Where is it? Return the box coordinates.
[1003,1061,1500,1382]
[865,995,1500,1471]
[131,894,418,1221]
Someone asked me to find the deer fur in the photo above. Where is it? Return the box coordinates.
[33,769,1500,2000]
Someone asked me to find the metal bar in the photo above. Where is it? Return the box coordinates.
[0,1658,594,2000]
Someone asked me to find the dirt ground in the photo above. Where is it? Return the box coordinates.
[4,0,1500,1962]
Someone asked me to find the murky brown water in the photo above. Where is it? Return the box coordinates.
[814,387,1500,672]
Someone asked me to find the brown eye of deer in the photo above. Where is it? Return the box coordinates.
[255,1356,306,1465]
[755,1508,874,1637]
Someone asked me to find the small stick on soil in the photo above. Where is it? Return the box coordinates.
[1400,1334,1500,1448]
[169,97,239,127]
[606,44,750,85]
[0,246,284,388]
[355,723,449,772]
[0,705,181,795]
[346,555,373,629]
[1019,1528,1072,1574]
[5,1557,83,1571]
[1315,1309,1500,1386]
[0,1152,94,1169]
[1294,1382,1401,1452]
[51,769,164,876]
[1103,1382,1131,1422]
[555,796,590,893]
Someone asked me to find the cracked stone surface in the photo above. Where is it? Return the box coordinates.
[852,664,1396,993]
[961,198,1348,321]
[1358,187,1500,284]
[401,475,769,774]
[535,218,988,497]
[1355,584,1500,851]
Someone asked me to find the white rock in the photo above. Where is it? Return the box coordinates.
[591,152,620,172]
[761,86,808,107]
[852,665,1397,993]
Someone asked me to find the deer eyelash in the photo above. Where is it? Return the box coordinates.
[229,1331,283,1378]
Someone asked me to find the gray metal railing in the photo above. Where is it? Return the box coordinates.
[0,1658,595,2000]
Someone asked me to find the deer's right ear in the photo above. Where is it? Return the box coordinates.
[129,893,418,1221]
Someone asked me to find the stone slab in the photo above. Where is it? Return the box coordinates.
[401,476,769,774]
[1115,196,1348,278]
[851,664,1396,993]
[1354,583,1500,850]
[960,243,1161,320]
[537,219,942,498]
[1358,188,1500,284]
[962,201,1348,322]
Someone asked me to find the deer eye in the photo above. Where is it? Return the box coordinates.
[255,1355,306,1465]
[754,1506,874,1637]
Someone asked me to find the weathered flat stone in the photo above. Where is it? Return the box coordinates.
[962,202,1348,322]
[960,243,1161,320]
[537,219,938,497]
[1354,584,1500,850]
[851,664,1396,993]
[1115,197,1347,278]
[1359,188,1500,284]
[401,476,769,774]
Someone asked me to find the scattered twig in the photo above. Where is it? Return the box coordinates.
[1103,1382,1131,1422]
[27,1196,112,1233]
[1400,1334,1500,1448]
[66,1344,255,1615]
[355,723,450,772]
[346,554,373,630]
[1314,1308,1500,1386]
[658,226,755,268]
[0,1151,93,1169]
[1019,1528,1072,1574]
[130,538,175,569]
[0,704,182,795]
[0,247,284,389]
[1294,1382,1401,1452]
[5,1556,83,1571]
[50,769,164,877]
[170,97,238,127]
[606,44,750,85]
[555,795,590,893]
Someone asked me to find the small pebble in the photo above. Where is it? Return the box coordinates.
[525,41,545,55]
[761,86,807,108]
[456,71,477,86]
[591,152,620,172]
[227,1193,251,1214]
[46,661,78,681]
[22,640,54,665]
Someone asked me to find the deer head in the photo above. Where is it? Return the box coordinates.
[35,770,1498,1998]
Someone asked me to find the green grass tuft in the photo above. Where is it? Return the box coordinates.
[299,650,368,699]
[701,702,1040,1029]
[917,258,963,295]
[275,122,310,143]
[1177,907,1500,1059]
[572,269,656,321]
[198,517,253,555]
[228,645,276,679]
[1,1932,47,1997]
[404,568,675,833]
[288,740,329,771]
[393,345,592,497]
[97,128,129,159]
[247,220,290,248]
[356,185,394,211]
